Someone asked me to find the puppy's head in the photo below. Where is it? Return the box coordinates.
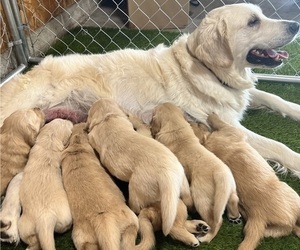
[190,122,210,144]
[68,123,89,145]
[39,119,73,147]
[151,102,185,137]
[187,3,299,69]
[86,98,126,132]
[1,108,45,145]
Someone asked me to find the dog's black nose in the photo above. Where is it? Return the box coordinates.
[289,22,300,35]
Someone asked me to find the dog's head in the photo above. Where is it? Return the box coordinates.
[86,98,127,132]
[1,108,45,146]
[187,3,299,69]
[38,119,73,148]
[151,102,185,136]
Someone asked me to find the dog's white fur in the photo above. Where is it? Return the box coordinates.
[0,172,23,244]
[61,123,139,250]
[18,119,73,250]
[86,99,192,236]
[151,103,241,242]
[0,108,45,195]
[0,3,299,174]
[192,114,300,250]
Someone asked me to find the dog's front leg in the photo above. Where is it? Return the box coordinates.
[239,125,300,176]
[249,88,300,121]
[0,172,23,244]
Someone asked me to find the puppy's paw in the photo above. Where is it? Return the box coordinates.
[196,222,210,236]
[0,219,20,244]
[228,214,243,224]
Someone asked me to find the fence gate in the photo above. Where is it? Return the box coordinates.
[1,0,300,84]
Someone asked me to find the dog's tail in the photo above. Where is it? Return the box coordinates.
[135,206,160,250]
[36,214,57,250]
[159,171,181,236]
[212,171,234,229]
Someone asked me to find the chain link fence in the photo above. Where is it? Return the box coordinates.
[1,0,300,83]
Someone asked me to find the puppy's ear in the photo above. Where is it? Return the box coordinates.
[150,115,161,138]
[188,17,233,68]
[26,109,44,134]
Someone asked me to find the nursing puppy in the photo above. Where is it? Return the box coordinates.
[138,199,210,249]
[18,119,73,250]
[61,123,139,250]
[0,172,23,244]
[192,114,300,250]
[151,103,241,243]
[86,99,192,236]
[0,108,45,195]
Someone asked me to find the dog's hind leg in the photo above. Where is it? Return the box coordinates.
[121,209,139,250]
[238,219,265,250]
[36,214,57,250]
[180,176,194,210]
[95,215,121,250]
[169,200,200,247]
[226,192,242,224]
[18,215,40,250]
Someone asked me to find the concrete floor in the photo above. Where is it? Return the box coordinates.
[84,0,300,33]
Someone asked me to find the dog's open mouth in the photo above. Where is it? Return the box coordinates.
[246,48,289,67]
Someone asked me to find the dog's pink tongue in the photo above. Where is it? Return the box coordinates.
[266,49,289,59]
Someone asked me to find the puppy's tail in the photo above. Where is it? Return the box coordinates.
[135,207,159,250]
[213,171,234,227]
[36,214,57,250]
[159,172,181,236]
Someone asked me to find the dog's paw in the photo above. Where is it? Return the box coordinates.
[228,214,243,224]
[0,219,20,244]
[196,222,210,236]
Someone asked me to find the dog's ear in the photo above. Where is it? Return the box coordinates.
[188,17,233,68]
[150,114,161,138]
[26,109,44,135]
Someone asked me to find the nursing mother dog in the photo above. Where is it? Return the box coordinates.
[1,3,300,175]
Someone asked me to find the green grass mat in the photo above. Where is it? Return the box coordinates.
[2,28,299,250]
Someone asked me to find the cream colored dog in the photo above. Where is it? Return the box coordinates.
[0,172,23,244]
[192,114,300,250]
[138,199,210,249]
[151,103,241,243]
[0,108,45,195]
[61,123,139,250]
[1,4,299,176]
[18,119,73,250]
[86,99,192,236]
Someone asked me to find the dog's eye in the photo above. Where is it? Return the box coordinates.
[248,16,260,27]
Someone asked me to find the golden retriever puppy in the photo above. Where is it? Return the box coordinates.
[18,119,73,250]
[151,103,241,243]
[0,172,23,244]
[192,113,300,250]
[0,108,45,195]
[61,123,139,250]
[86,99,192,236]
[137,199,210,249]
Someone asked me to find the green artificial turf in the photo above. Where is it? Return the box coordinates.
[1,28,299,250]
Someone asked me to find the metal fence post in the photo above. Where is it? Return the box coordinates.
[1,0,28,66]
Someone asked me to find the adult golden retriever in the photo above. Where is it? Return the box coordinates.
[0,3,299,174]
